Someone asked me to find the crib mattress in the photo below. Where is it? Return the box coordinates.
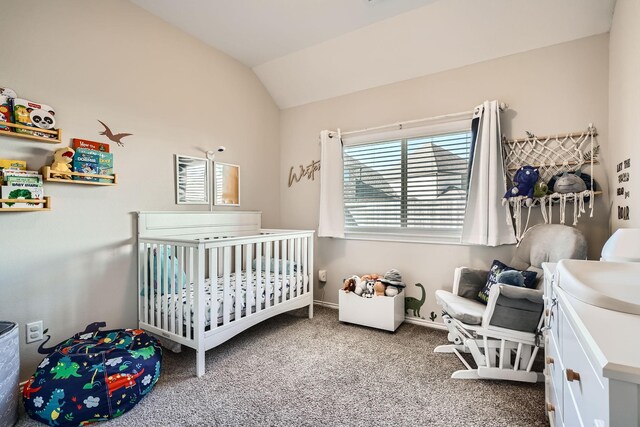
[158,271,302,328]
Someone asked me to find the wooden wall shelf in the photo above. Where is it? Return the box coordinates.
[0,121,61,144]
[0,196,50,212]
[40,166,117,186]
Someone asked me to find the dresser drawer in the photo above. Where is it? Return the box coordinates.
[546,333,564,422]
[560,308,607,426]
[546,376,562,427]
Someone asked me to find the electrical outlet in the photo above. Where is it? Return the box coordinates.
[26,321,43,344]
[318,269,327,282]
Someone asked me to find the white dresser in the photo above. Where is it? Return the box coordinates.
[543,263,640,427]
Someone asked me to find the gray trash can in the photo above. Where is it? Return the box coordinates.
[0,322,18,427]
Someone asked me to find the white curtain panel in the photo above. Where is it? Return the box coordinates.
[461,100,516,246]
[318,130,345,238]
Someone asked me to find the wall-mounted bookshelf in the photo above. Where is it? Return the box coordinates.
[0,196,50,212]
[0,122,61,144]
[40,166,117,186]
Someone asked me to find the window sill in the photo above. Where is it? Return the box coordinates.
[341,231,466,246]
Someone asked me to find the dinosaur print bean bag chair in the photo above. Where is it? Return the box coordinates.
[23,328,162,426]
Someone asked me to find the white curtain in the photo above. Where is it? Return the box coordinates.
[318,130,345,238]
[461,100,516,246]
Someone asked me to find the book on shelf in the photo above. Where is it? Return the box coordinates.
[72,148,100,182]
[72,138,109,153]
[1,185,44,208]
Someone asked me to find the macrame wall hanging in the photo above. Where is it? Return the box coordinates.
[502,124,599,239]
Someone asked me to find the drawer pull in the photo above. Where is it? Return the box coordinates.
[547,402,555,412]
[566,368,581,382]
[546,356,554,365]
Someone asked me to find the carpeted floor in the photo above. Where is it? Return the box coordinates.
[16,306,547,427]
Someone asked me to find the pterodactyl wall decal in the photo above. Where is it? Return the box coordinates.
[98,120,132,147]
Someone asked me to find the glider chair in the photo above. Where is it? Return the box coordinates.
[434,224,587,383]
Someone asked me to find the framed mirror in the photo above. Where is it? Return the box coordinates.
[175,155,209,204]
[214,162,240,206]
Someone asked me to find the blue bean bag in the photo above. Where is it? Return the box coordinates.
[23,328,162,426]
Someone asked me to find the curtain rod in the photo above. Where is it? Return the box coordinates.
[328,102,508,138]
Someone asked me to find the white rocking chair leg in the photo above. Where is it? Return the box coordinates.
[433,344,468,354]
[442,314,465,345]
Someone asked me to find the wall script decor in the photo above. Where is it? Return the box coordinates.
[616,158,631,221]
[288,159,320,187]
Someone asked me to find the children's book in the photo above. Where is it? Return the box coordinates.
[72,138,109,153]
[97,151,114,183]
[72,148,100,181]
[0,161,28,185]
[1,185,44,208]
[12,98,56,139]
[4,175,42,187]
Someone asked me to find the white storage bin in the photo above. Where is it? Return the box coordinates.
[0,322,18,427]
[338,289,405,332]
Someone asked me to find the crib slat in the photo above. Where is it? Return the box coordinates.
[274,239,280,304]
[141,243,148,325]
[302,238,308,295]
[307,234,314,292]
[178,246,184,338]
[163,244,169,330]
[256,242,263,313]
[235,245,242,321]
[210,248,218,330]
[154,245,161,327]
[223,246,231,325]
[296,238,302,297]
[264,241,271,309]
[245,243,252,317]
[288,238,294,301]
[185,247,192,341]
[169,245,177,334]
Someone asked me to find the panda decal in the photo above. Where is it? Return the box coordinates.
[29,108,55,130]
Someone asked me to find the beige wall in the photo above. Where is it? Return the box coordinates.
[0,0,280,379]
[280,34,610,323]
[609,0,640,229]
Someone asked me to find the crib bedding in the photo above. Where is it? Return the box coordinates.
[158,271,302,328]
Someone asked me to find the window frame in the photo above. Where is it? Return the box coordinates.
[341,115,473,244]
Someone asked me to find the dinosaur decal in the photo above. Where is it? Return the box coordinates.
[107,369,144,397]
[22,377,42,399]
[35,388,65,426]
[97,120,132,147]
[405,283,426,318]
[50,356,82,380]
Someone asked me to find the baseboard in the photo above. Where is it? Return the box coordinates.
[313,299,338,309]
[313,299,446,331]
[403,316,447,331]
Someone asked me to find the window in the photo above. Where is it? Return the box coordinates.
[343,119,472,242]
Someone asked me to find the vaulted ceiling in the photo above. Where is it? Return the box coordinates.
[131,0,616,109]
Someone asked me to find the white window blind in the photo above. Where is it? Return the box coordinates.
[343,119,472,242]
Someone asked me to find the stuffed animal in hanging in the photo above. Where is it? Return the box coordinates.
[503,165,539,207]
[50,147,75,179]
[551,170,588,194]
[533,179,549,198]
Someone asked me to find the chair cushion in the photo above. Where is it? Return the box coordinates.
[435,290,486,325]
[476,260,538,304]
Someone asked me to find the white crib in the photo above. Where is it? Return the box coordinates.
[137,211,314,377]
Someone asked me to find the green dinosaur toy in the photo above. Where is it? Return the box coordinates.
[405,283,426,317]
